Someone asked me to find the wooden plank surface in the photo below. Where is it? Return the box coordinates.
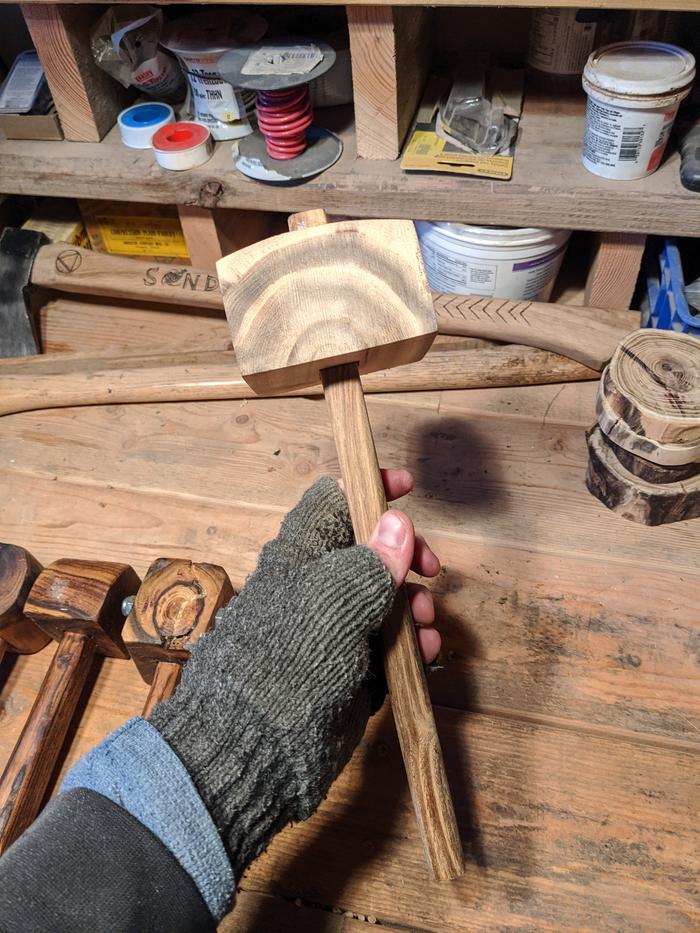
[0,302,698,931]
[1,104,698,236]
[13,0,700,10]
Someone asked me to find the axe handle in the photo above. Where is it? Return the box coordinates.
[31,243,223,311]
[0,631,96,852]
[29,241,632,370]
[322,362,463,881]
[0,347,597,419]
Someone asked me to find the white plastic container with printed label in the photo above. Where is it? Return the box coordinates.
[161,10,267,141]
[582,41,695,180]
[415,222,571,300]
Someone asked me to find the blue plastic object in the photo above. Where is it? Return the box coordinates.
[119,103,172,127]
[643,237,700,338]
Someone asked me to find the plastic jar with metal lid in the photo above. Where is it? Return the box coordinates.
[415,222,571,300]
[581,40,696,180]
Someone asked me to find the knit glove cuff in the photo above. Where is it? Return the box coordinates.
[150,477,395,879]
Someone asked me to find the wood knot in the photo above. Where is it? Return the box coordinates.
[195,181,225,210]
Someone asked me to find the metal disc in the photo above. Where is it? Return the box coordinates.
[234,126,343,183]
[218,38,336,92]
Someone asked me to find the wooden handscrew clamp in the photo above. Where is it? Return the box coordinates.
[216,210,464,881]
[122,558,234,715]
[0,544,50,666]
[0,559,140,852]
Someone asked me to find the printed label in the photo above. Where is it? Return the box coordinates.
[97,216,189,258]
[528,11,595,75]
[0,51,44,113]
[187,71,242,124]
[242,45,323,76]
[131,53,185,101]
[583,97,676,179]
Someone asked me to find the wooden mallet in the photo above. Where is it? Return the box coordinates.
[216,211,463,881]
[0,558,140,852]
[0,544,50,666]
[122,558,234,716]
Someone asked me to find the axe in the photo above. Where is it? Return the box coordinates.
[0,227,631,369]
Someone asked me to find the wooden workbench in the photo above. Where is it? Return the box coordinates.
[0,298,698,932]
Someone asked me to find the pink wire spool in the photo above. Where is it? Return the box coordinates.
[255,85,313,160]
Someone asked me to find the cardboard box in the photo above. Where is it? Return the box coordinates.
[79,201,190,264]
[0,108,63,141]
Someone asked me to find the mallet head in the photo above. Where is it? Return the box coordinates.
[216,219,437,394]
[24,559,141,658]
[0,544,50,654]
[123,558,234,682]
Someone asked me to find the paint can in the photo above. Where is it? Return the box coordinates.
[161,10,267,141]
[527,10,611,92]
[118,102,175,149]
[415,222,570,300]
[152,122,214,170]
[582,41,695,180]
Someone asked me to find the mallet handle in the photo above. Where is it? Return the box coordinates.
[141,660,182,717]
[322,363,463,881]
[0,631,96,852]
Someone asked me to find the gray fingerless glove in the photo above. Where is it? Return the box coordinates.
[149,477,395,880]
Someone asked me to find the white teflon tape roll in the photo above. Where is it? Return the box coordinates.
[151,122,214,171]
[118,103,175,149]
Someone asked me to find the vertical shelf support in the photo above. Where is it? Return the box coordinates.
[584,232,647,311]
[21,3,131,142]
[347,5,431,160]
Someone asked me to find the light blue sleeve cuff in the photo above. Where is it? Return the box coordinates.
[61,717,234,920]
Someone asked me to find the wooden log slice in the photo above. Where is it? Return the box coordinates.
[585,425,700,526]
[596,370,700,466]
[604,330,700,445]
[598,429,700,484]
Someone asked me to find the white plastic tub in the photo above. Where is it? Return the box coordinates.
[415,222,571,300]
[582,41,695,180]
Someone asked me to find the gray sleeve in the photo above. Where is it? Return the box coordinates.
[0,788,215,933]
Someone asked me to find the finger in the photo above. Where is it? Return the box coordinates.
[407,583,435,626]
[411,534,441,578]
[381,468,414,502]
[417,626,441,664]
[367,510,414,587]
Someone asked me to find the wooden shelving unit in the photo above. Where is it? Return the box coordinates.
[1,101,697,236]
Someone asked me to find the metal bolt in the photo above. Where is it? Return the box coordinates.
[121,595,135,617]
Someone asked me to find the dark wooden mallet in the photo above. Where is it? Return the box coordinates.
[0,558,140,852]
[216,211,464,881]
[122,558,234,716]
[0,544,50,665]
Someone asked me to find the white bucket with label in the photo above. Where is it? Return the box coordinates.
[415,222,570,300]
[582,41,695,180]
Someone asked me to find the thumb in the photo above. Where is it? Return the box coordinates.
[367,510,414,587]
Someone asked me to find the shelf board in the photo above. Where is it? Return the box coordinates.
[1,102,698,236]
[11,0,700,8]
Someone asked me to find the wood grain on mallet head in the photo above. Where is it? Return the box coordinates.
[216,219,437,393]
[0,544,50,654]
[24,559,141,659]
[123,557,234,682]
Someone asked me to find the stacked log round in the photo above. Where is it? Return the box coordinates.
[586,329,700,525]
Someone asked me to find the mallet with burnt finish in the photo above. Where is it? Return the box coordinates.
[0,544,50,666]
[0,558,140,852]
[123,557,234,716]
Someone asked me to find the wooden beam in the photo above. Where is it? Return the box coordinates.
[21,3,131,142]
[347,6,431,159]
[176,207,223,271]
[584,232,646,310]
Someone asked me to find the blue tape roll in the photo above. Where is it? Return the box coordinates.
[118,103,175,149]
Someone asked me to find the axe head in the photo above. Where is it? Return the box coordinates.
[216,219,436,394]
[0,227,47,358]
